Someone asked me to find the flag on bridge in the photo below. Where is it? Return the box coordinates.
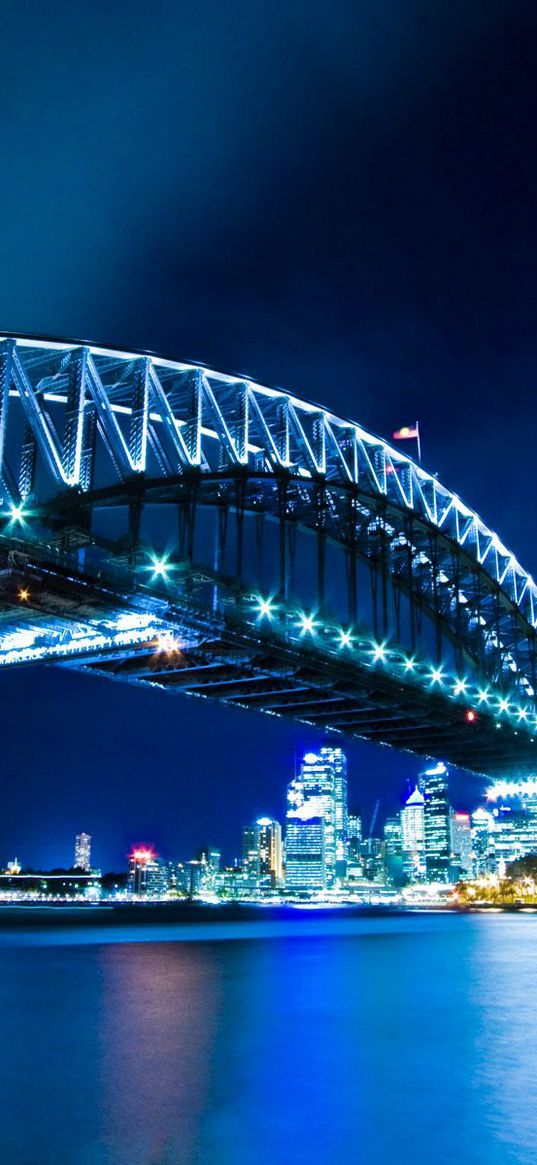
[392,422,421,463]
[392,424,419,440]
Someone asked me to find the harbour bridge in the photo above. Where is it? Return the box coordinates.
[0,332,535,778]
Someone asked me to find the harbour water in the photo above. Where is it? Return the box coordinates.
[0,911,536,1164]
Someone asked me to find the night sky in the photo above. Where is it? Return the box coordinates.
[0,1,536,870]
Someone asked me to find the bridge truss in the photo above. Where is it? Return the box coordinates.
[0,333,535,777]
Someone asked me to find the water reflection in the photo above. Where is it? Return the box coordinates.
[0,916,536,1165]
[98,943,221,1165]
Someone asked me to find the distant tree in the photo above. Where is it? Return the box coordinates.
[101,871,129,890]
[506,855,537,881]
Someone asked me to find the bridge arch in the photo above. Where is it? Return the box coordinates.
[0,332,534,777]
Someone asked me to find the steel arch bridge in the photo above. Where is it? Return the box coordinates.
[0,332,535,778]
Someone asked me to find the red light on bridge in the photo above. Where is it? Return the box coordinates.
[465,710,477,723]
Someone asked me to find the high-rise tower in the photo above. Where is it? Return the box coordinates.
[285,746,348,890]
[74,832,91,872]
[422,763,451,882]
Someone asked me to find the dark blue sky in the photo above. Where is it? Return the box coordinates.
[0,1,536,869]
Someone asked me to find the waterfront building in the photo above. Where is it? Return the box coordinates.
[348,814,362,852]
[256,818,283,889]
[422,763,451,882]
[285,810,325,892]
[360,837,386,883]
[401,786,426,881]
[471,807,496,876]
[242,825,260,890]
[129,847,169,897]
[450,811,473,879]
[321,745,348,861]
[490,806,537,870]
[241,820,281,894]
[197,847,222,892]
[286,747,348,888]
[384,816,404,885]
[74,832,91,872]
[220,863,245,899]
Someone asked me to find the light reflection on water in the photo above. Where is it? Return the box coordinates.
[0,914,536,1165]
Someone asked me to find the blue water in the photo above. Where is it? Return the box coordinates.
[0,912,536,1165]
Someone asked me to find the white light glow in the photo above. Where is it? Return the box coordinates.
[430,667,444,684]
[372,643,386,662]
[257,597,275,619]
[151,556,170,579]
[339,630,352,648]
[453,679,467,696]
[299,613,316,635]
[10,504,24,523]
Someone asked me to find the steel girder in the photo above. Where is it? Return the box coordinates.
[0,332,535,768]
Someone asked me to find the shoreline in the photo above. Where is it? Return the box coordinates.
[0,900,532,929]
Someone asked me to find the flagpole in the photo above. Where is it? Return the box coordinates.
[416,421,421,464]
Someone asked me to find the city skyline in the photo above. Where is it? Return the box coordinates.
[3,747,529,884]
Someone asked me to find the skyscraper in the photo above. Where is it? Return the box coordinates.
[74,832,91,872]
[401,786,426,881]
[384,816,404,884]
[471,807,496,876]
[256,818,283,889]
[290,748,348,886]
[242,818,282,892]
[450,812,473,878]
[422,763,451,882]
[285,806,325,892]
[129,847,168,897]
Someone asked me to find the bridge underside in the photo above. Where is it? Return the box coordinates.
[1,544,534,779]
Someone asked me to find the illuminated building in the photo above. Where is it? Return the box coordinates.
[421,763,452,882]
[286,747,348,888]
[197,847,222,892]
[320,745,348,860]
[129,847,168,897]
[256,818,283,889]
[242,825,260,890]
[348,814,362,850]
[450,812,473,878]
[384,816,404,884]
[480,780,537,872]
[360,837,386,883]
[471,808,496,876]
[241,818,282,894]
[285,811,325,892]
[401,786,426,881]
[74,832,91,872]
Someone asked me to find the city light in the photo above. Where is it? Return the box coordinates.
[130,847,155,864]
[465,709,477,723]
[338,629,353,648]
[478,688,490,703]
[453,679,467,696]
[18,588,29,602]
[486,778,537,801]
[498,698,510,714]
[430,667,444,684]
[404,657,415,671]
[372,642,386,663]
